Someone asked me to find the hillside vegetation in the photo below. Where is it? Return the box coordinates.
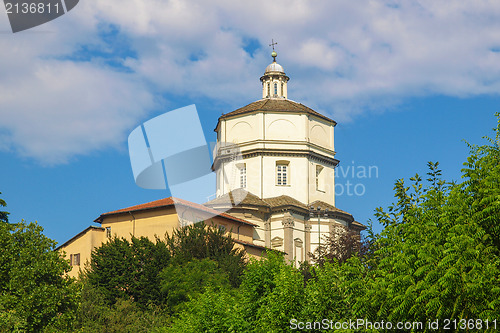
[1,113,499,333]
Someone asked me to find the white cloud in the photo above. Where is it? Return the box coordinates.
[0,60,155,164]
[1,0,500,163]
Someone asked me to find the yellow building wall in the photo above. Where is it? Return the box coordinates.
[59,205,263,279]
[100,207,180,241]
[208,215,253,243]
[60,227,105,278]
[245,244,267,258]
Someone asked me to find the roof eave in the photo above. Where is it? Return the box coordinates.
[55,226,105,251]
[219,106,337,125]
[95,200,257,227]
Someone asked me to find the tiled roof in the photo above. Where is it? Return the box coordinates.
[233,239,268,250]
[203,191,364,229]
[263,195,308,209]
[309,200,366,229]
[101,197,177,216]
[95,197,257,227]
[309,200,352,216]
[204,189,270,208]
[351,221,366,229]
[218,99,336,124]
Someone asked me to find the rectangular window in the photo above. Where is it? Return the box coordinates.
[274,82,278,95]
[70,253,80,266]
[239,164,246,188]
[316,165,324,191]
[277,164,288,185]
[106,227,111,238]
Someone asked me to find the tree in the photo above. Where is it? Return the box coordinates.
[165,222,247,287]
[165,285,243,333]
[62,282,170,333]
[0,221,77,332]
[83,222,246,313]
[300,258,365,325]
[353,114,500,325]
[160,258,231,312]
[255,260,305,332]
[84,235,170,307]
[310,223,369,266]
[0,191,9,223]
[461,120,500,251]
[167,251,294,333]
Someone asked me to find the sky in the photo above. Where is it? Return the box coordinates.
[1,0,499,245]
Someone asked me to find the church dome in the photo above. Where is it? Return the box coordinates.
[218,99,336,125]
[265,62,284,73]
[260,49,289,99]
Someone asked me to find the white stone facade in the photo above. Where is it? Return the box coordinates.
[215,109,337,206]
[207,54,363,264]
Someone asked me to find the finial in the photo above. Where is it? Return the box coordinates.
[269,39,278,62]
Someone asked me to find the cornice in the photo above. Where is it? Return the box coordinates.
[212,148,339,170]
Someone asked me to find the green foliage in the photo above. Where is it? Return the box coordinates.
[47,282,170,333]
[160,258,231,311]
[0,221,77,332]
[8,115,500,332]
[80,222,248,330]
[165,222,246,287]
[150,224,255,332]
[161,114,500,331]
[166,287,244,333]
[310,224,367,266]
[166,251,285,333]
[167,251,364,333]
[256,261,304,332]
[237,251,285,327]
[301,257,365,323]
[461,114,500,250]
[84,235,170,307]
[0,192,9,223]
[354,114,500,326]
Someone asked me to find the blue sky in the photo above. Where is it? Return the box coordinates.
[1,1,500,245]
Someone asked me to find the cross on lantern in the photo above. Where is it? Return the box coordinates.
[269,39,278,50]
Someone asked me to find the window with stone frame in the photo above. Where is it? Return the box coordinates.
[239,164,247,188]
[316,165,324,191]
[70,253,80,266]
[276,161,289,186]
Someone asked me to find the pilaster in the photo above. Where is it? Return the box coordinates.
[282,212,294,261]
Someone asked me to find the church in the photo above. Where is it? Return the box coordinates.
[58,49,364,278]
